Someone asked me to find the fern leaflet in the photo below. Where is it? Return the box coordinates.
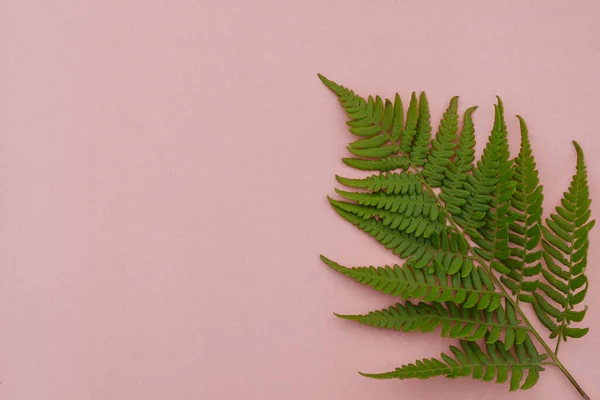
[335,300,530,346]
[361,338,547,392]
[533,141,595,350]
[321,256,501,311]
[499,116,544,304]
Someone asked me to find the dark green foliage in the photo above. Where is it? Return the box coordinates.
[328,197,446,239]
[317,74,407,171]
[409,92,432,166]
[319,74,594,396]
[330,206,475,276]
[439,106,477,215]
[360,338,546,392]
[335,300,530,347]
[499,117,543,304]
[343,155,409,171]
[533,142,594,347]
[321,256,501,311]
[458,99,517,275]
[336,172,422,196]
[400,93,419,153]
[422,96,459,187]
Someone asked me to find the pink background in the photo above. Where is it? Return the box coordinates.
[1,1,599,399]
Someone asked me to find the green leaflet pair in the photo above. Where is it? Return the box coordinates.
[319,74,594,398]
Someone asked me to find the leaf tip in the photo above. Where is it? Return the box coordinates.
[572,140,583,157]
[358,371,390,379]
[318,73,342,95]
[335,175,353,186]
[516,115,529,138]
[320,255,349,274]
[319,253,334,265]
[464,105,478,117]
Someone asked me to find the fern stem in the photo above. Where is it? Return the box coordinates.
[396,151,590,399]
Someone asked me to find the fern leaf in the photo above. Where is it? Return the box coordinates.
[335,300,530,347]
[342,155,410,171]
[456,98,516,275]
[439,106,477,215]
[334,189,440,221]
[499,116,544,304]
[321,256,502,311]
[400,93,419,153]
[409,92,432,166]
[336,172,422,195]
[329,205,475,274]
[319,77,595,398]
[474,99,517,272]
[318,74,410,171]
[360,338,547,391]
[391,93,404,141]
[328,196,446,239]
[534,141,594,347]
[422,96,460,187]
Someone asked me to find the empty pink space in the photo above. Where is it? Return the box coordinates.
[1,1,599,399]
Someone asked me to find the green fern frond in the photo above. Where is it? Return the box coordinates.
[329,205,476,275]
[400,92,419,153]
[334,189,440,221]
[391,93,404,141]
[422,96,459,187]
[499,116,543,304]
[439,106,478,215]
[336,172,422,195]
[342,155,410,171]
[335,300,530,347]
[321,256,501,311]
[328,197,446,238]
[360,338,547,391]
[456,99,516,275]
[317,74,408,170]
[533,141,594,348]
[409,92,432,166]
[319,75,594,398]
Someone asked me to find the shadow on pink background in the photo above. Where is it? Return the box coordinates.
[1,1,599,399]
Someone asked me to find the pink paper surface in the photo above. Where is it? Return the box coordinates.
[1,1,599,399]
